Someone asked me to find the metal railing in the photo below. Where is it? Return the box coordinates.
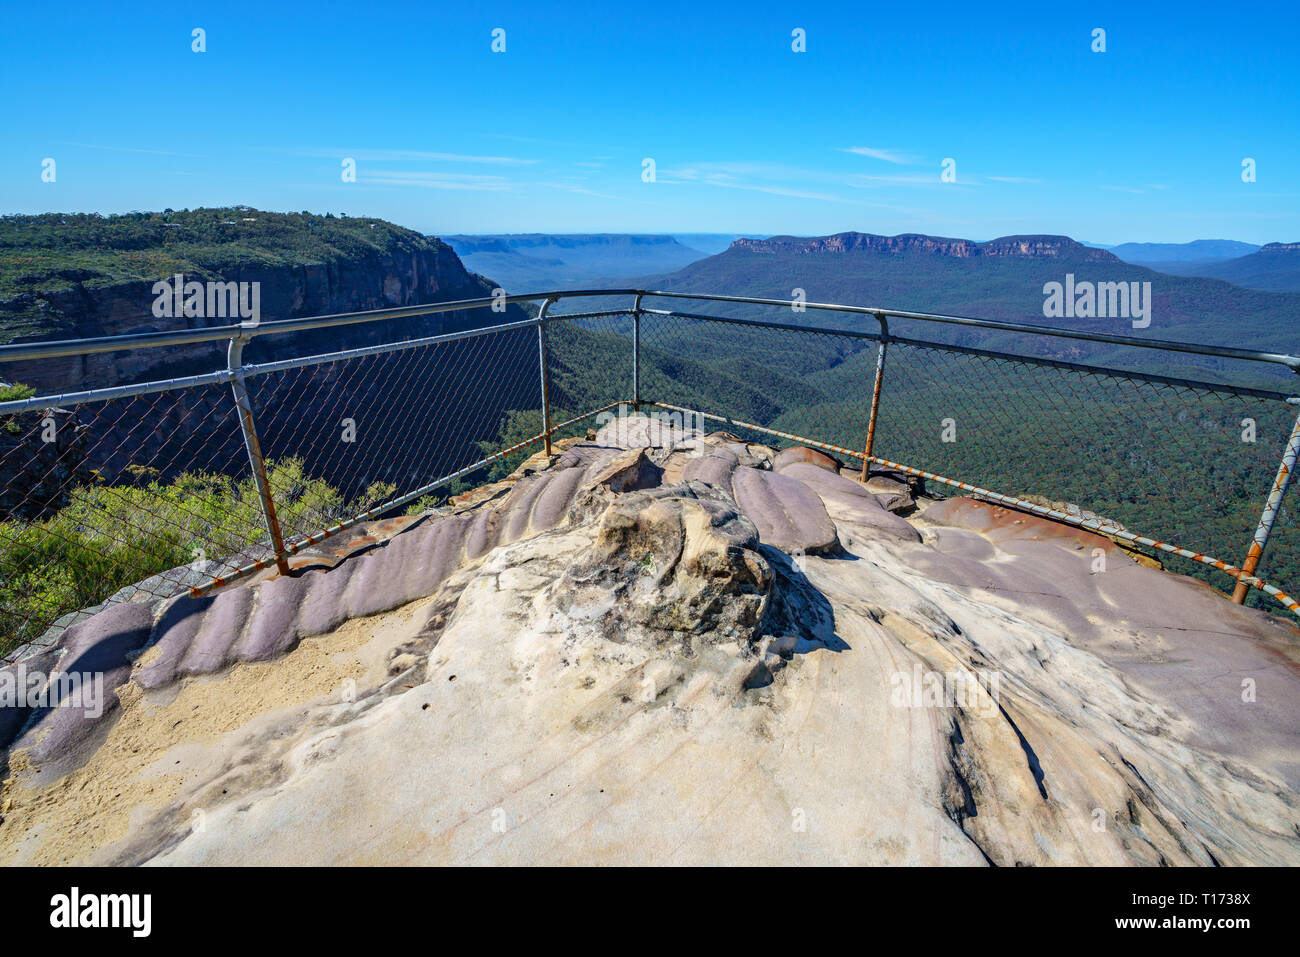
[2,288,1298,661]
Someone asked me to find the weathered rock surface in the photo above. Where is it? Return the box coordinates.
[1,414,1297,866]
[557,482,772,652]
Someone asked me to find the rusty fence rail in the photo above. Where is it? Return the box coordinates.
[2,289,1298,660]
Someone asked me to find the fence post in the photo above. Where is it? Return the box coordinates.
[1232,402,1300,603]
[537,297,556,455]
[860,313,890,482]
[228,330,291,577]
[632,292,644,412]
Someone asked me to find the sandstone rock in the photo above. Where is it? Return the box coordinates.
[777,461,920,543]
[593,411,700,450]
[2,433,1297,867]
[731,465,839,554]
[864,474,915,513]
[772,445,841,473]
[558,481,771,650]
[15,602,153,764]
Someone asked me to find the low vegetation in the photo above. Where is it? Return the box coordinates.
[0,459,388,654]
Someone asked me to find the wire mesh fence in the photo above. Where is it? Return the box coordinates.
[638,310,877,455]
[636,309,1300,614]
[545,311,635,421]
[872,341,1298,611]
[0,381,266,656]
[247,320,548,545]
[0,317,565,661]
[3,291,1298,662]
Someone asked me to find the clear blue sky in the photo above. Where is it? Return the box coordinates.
[1,1,1296,244]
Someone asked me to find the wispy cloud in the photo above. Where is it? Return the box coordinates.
[658,165,845,202]
[294,147,538,165]
[362,170,512,191]
[849,172,969,188]
[988,175,1041,184]
[538,181,625,200]
[64,141,208,158]
[709,182,844,202]
[838,147,913,164]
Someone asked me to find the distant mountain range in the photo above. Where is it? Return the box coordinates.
[442,233,738,291]
[444,231,1300,297]
[632,230,1300,387]
[1101,239,1300,291]
[1172,243,1300,291]
[1105,239,1261,264]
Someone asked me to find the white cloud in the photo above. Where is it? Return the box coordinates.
[539,181,624,199]
[838,147,913,164]
[849,172,969,188]
[658,166,843,201]
[64,141,208,158]
[362,170,512,191]
[297,148,538,165]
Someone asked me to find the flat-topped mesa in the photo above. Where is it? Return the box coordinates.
[729,232,1119,261]
[1,413,1297,866]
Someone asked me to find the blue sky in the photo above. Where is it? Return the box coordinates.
[1,1,1296,243]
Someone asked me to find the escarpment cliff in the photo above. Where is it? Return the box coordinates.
[0,210,536,493]
[0,209,525,393]
[729,232,1120,261]
[3,415,1297,866]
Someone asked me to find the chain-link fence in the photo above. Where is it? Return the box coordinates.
[0,309,566,660]
[0,374,298,650]
[247,320,548,545]
[3,290,1297,662]
[634,306,1300,616]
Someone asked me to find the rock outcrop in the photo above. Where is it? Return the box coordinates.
[0,210,536,493]
[1,415,1297,866]
[729,232,1120,261]
[0,213,515,394]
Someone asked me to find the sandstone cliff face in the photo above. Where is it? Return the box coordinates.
[730,232,1119,261]
[0,223,534,493]
[2,416,1297,866]
[1,238,507,394]
[0,407,93,519]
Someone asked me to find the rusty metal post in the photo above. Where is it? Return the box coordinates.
[1233,402,1300,603]
[632,292,644,412]
[537,297,555,455]
[228,331,291,576]
[860,314,889,482]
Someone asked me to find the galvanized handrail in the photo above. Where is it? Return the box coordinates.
[0,289,644,363]
[3,288,1299,634]
[227,327,290,577]
[636,291,1300,370]
[4,288,1297,369]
